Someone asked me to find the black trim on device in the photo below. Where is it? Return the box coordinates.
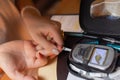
[80,0,120,38]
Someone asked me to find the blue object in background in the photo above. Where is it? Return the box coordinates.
[85,40,99,45]
[107,44,120,52]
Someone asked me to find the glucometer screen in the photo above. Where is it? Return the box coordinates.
[90,48,108,65]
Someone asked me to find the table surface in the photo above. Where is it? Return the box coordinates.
[0,0,80,80]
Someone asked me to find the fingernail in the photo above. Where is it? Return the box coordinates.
[52,48,59,55]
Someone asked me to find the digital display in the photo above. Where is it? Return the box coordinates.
[90,48,108,65]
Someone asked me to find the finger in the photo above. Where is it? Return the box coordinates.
[48,39,63,53]
[36,50,57,60]
[3,68,36,80]
[45,31,63,52]
[33,34,60,55]
[36,49,51,57]
[49,54,57,59]
[24,40,36,58]
[12,70,36,80]
[57,45,63,52]
[36,45,43,51]
[0,57,36,80]
[47,36,63,52]
[48,27,63,49]
[34,53,48,67]
[32,40,38,46]
[36,47,59,57]
[51,20,63,47]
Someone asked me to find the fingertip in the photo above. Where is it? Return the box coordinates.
[57,45,64,52]
[36,48,60,58]
[52,34,64,49]
[52,48,59,55]
[36,52,48,66]
[39,53,48,65]
[23,76,36,80]
[49,54,57,59]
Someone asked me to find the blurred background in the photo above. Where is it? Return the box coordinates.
[33,0,80,15]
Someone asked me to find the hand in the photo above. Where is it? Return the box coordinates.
[0,14,7,44]
[0,40,48,80]
[21,7,63,58]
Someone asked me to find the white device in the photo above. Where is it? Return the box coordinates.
[71,44,115,70]
[67,44,119,79]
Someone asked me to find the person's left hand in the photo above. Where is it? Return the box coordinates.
[0,40,48,80]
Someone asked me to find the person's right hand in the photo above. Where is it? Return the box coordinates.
[0,40,48,80]
[21,7,63,58]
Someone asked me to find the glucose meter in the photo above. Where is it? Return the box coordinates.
[68,44,118,73]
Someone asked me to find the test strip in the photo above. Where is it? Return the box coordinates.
[63,47,72,52]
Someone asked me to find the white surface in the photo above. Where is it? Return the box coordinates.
[51,15,83,32]
[67,72,85,80]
